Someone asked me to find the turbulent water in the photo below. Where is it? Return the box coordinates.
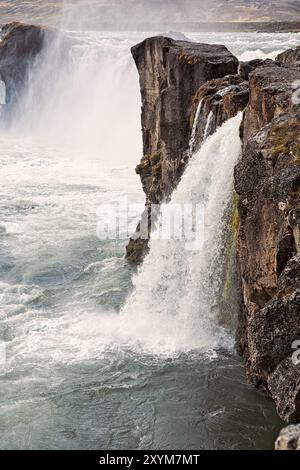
[0,30,296,450]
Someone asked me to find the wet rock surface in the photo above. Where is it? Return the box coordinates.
[126,36,239,262]
[0,22,71,109]
[235,65,300,421]
[0,22,49,103]
[275,424,300,450]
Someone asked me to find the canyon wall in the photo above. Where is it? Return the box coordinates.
[126,36,240,262]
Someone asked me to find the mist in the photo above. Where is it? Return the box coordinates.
[0,1,298,31]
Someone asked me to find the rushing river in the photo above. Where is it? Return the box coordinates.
[1,30,298,450]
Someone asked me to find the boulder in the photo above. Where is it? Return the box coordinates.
[189,74,248,150]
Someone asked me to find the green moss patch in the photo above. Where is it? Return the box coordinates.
[270,120,300,162]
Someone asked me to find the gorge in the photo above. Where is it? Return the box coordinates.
[0,21,300,449]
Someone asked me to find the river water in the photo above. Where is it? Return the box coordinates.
[1,30,298,449]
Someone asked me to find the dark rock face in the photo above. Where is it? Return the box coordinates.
[235,59,300,421]
[126,36,239,262]
[241,64,300,146]
[277,47,300,67]
[127,36,300,423]
[275,424,300,450]
[190,74,249,149]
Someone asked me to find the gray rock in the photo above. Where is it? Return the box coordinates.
[275,424,300,450]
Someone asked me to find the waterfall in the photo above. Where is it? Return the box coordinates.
[120,113,242,353]
[188,99,203,155]
[0,27,242,355]
[1,32,142,166]
[204,110,214,139]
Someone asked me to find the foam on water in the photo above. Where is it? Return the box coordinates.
[0,30,296,450]
[120,114,242,354]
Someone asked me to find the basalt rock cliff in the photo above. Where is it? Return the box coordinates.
[235,58,300,423]
[126,36,239,262]
[128,38,300,424]
[0,22,70,110]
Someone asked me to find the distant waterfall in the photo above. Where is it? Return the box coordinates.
[1,32,142,165]
[120,113,242,353]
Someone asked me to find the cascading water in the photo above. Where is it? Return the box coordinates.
[3,32,142,164]
[120,113,242,353]
[0,30,287,450]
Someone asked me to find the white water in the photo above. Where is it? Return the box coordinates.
[188,99,203,155]
[0,30,296,450]
[4,32,142,164]
[120,113,242,353]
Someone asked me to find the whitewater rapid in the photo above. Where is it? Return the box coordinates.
[0,30,294,450]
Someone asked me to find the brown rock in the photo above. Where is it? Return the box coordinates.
[126,36,239,263]
[189,74,248,151]
[241,64,300,146]
[239,58,274,80]
[275,424,300,450]
[235,49,300,420]
[277,47,300,67]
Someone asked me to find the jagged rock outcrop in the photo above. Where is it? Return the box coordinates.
[277,46,300,67]
[275,424,300,450]
[241,64,300,146]
[235,61,300,422]
[126,36,239,262]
